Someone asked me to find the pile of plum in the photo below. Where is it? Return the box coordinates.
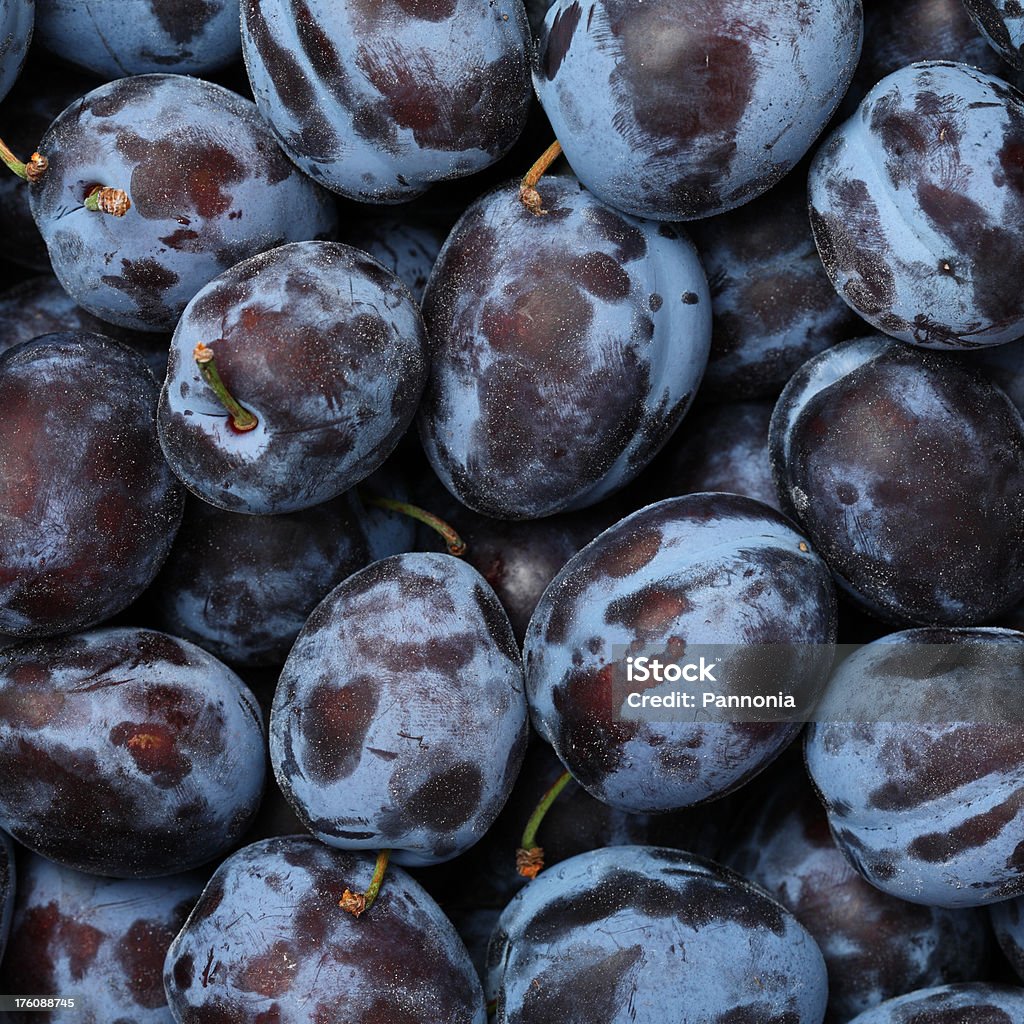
[3,0,1024,1021]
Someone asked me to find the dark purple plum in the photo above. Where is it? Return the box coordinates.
[770,336,1024,625]
[270,552,528,866]
[158,240,427,515]
[843,983,1024,1023]
[486,845,829,1023]
[0,333,183,639]
[643,401,779,510]
[525,0,554,36]
[152,494,370,667]
[964,0,1024,70]
[524,493,837,813]
[806,627,1024,907]
[0,0,32,105]
[36,0,241,77]
[341,205,452,302]
[0,829,12,965]
[0,627,266,877]
[691,181,862,399]
[992,896,1024,982]
[240,0,532,203]
[163,836,486,1023]
[534,0,863,220]
[0,853,203,1022]
[0,65,96,271]
[419,176,711,519]
[974,336,1024,413]
[809,61,1024,348]
[0,276,170,378]
[727,769,991,1021]
[27,73,336,332]
[356,455,420,561]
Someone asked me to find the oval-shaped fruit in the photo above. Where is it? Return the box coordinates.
[963,0,1024,70]
[486,845,829,1023]
[270,553,529,866]
[809,61,1024,348]
[992,896,1024,983]
[35,0,241,77]
[844,983,1024,1024]
[28,73,337,332]
[164,837,487,1023]
[158,241,428,514]
[728,769,991,1020]
[0,333,183,639]
[806,627,1024,907]
[0,0,32,105]
[0,853,203,1020]
[420,176,711,519]
[524,493,837,813]
[770,336,1024,625]
[240,0,532,202]
[534,0,863,220]
[0,628,266,877]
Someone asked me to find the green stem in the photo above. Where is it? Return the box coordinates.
[340,848,391,918]
[364,496,466,557]
[516,770,573,879]
[194,342,258,433]
[0,137,46,182]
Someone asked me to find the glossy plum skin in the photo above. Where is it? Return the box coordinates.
[0,277,170,378]
[806,627,1024,908]
[420,176,711,519]
[844,984,1024,1024]
[486,845,829,1024]
[36,0,241,77]
[646,401,779,511]
[240,0,532,203]
[728,770,991,1021]
[0,829,12,965]
[964,0,1024,70]
[0,853,203,1023]
[28,74,337,332]
[809,61,1024,349]
[163,837,486,1023]
[691,182,862,400]
[771,336,1024,625]
[270,553,528,866]
[0,0,32,105]
[524,493,837,813]
[153,495,370,667]
[0,334,183,639]
[534,0,862,220]
[158,241,427,515]
[0,627,266,877]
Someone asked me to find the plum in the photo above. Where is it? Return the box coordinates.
[0,0,32,105]
[964,0,1024,70]
[419,175,711,519]
[844,983,1024,1023]
[0,627,266,877]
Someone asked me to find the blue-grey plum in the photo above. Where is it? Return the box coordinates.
[809,61,1024,348]
[0,333,183,639]
[524,492,837,813]
[844,983,1024,1023]
[27,73,336,332]
[270,552,528,866]
[691,180,863,400]
[0,0,32,105]
[240,0,532,203]
[0,853,203,1023]
[525,0,553,36]
[419,176,711,519]
[486,845,829,1023]
[152,495,371,668]
[163,836,486,1023]
[534,0,863,220]
[645,401,779,511]
[0,277,170,379]
[157,240,427,515]
[0,829,12,965]
[35,0,241,78]
[992,895,1024,982]
[0,627,265,877]
[806,626,1024,908]
[964,0,1024,70]
[728,768,991,1021]
[770,336,1024,625]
